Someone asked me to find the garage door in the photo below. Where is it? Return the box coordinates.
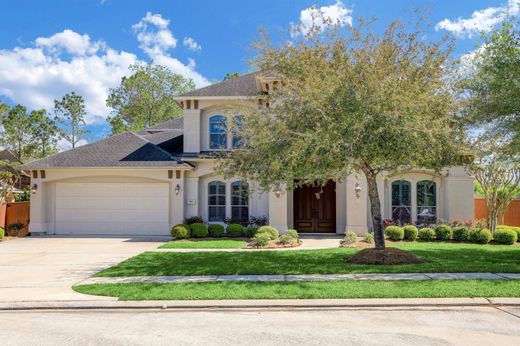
[54,182,170,235]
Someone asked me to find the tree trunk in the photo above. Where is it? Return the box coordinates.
[361,164,385,249]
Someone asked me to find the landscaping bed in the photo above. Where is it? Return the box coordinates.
[73,279,520,300]
[160,239,247,249]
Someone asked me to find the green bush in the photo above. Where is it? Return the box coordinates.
[497,225,520,241]
[452,226,470,241]
[257,226,279,240]
[184,216,204,225]
[285,229,299,239]
[340,231,357,247]
[279,230,299,245]
[171,224,190,239]
[190,223,209,238]
[403,225,418,241]
[435,225,452,241]
[254,232,271,247]
[0,226,4,239]
[208,224,225,238]
[244,226,259,238]
[226,224,244,237]
[384,226,404,241]
[363,232,374,244]
[494,228,517,245]
[469,228,492,244]
[418,227,435,241]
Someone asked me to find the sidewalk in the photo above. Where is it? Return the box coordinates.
[79,272,520,285]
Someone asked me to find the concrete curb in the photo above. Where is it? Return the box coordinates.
[1,298,519,311]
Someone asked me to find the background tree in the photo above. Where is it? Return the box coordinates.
[54,92,89,149]
[106,63,195,134]
[218,16,466,249]
[0,161,18,205]
[224,72,240,80]
[461,18,520,154]
[0,105,34,161]
[29,109,59,158]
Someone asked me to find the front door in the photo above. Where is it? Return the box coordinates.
[293,180,336,233]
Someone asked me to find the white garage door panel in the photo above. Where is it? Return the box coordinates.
[54,182,170,235]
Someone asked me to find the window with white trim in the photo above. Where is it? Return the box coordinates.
[209,115,227,149]
[208,181,226,221]
[391,180,411,224]
[231,115,243,149]
[231,181,249,222]
[417,180,437,224]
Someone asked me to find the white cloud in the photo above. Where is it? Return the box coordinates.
[183,37,201,51]
[435,0,519,38]
[35,29,105,56]
[292,0,353,37]
[133,12,177,55]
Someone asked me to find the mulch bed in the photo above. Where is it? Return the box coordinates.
[346,247,425,265]
[244,239,302,249]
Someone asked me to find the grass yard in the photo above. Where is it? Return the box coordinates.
[95,242,520,277]
[160,240,246,249]
[74,279,520,300]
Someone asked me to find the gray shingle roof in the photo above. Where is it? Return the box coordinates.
[19,132,191,169]
[141,130,183,145]
[146,117,184,130]
[0,149,20,163]
[178,72,261,97]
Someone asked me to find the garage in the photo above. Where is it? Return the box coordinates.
[54,182,170,235]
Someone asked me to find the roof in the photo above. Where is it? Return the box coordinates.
[19,132,191,169]
[0,149,20,163]
[146,117,184,131]
[177,72,262,98]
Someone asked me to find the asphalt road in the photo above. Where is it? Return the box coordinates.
[1,306,519,345]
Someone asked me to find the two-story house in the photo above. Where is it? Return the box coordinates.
[21,72,474,236]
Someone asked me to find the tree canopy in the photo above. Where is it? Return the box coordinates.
[54,92,89,149]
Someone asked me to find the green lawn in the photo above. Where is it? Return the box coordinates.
[95,242,520,277]
[160,240,246,249]
[73,280,520,300]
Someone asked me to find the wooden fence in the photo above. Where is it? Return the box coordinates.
[1,202,30,236]
[474,198,520,227]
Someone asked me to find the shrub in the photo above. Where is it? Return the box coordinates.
[497,225,520,241]
[418,227,435,241]
[278,230,299,245]
[363,232,374,244]
[452,226,470,241]
[384,226,404,241]
[494,228,517,245]
[254,232,271,247]
[226,224,245,237]
[340,231,357,247]
[403,225,418,241]
[285,229,299,239]
[469,228,492,244]
[244,226,259,238]
[208,224,225,238]
[257,226,279,240]
[435,225,452,241]
[0,226,4,239]
[249,216,268,227]
[171,224,190,239]
[190,223,208,238]
[184,216,204,225]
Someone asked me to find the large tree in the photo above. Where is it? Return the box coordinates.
[29,109,59,158]
[54,92,89,149]
[461,18,520,154]
[0,104,34,161]
[106,63,195,134]
[218,18,466,249]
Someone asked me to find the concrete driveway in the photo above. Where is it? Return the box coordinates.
[0,236,167,302]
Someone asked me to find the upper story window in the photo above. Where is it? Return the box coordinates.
[232,115,243,149]
[209,115,227,149]
[391,180,411,224]
[231,180,249,222]
[208,181,226,222]
[417,180,436,224]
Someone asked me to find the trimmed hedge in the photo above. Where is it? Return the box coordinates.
[403,225,418,241]
[171,224,190,239]
[497,225,520,242]
[418,227,435,241]
[469,228,492,244]
[190,223,209,238]
[244,226,259,238]
[226,224,245,238]
[257,226,279,240]
[279,230,299,245]
[254,232,271,247]
[452,226,470,241]
[384,226,404,241]
[435,225,452,241]
[494,228,517,245]
[208,224,225,238]
[0,226,4,239]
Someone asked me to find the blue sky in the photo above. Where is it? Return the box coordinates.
[0,0,518,147]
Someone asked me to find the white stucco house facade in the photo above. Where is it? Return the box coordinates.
[21,72,474,236]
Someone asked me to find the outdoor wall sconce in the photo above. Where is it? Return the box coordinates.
[175,184,181,195]
[31,184,38,194]
[274,184,283,198]
[354,182,362,199]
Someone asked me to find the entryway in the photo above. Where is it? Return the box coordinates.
[293,180,336,233]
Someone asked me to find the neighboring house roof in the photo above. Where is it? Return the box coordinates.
[19,132,191,169]
[0,149,20,163]
[177,72,262,98]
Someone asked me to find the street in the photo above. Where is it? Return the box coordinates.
[1,306,519,345]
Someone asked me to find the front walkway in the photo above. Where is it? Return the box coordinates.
[79,272,520,285]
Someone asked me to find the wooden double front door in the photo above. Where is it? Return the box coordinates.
[293,180,336,233]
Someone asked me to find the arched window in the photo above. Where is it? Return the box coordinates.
[208,181,226,221]
[417,180,436,225]
[231,181,249,222]
[209,115,227,149]
[232,115,243,149]
[391,180,411,224]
